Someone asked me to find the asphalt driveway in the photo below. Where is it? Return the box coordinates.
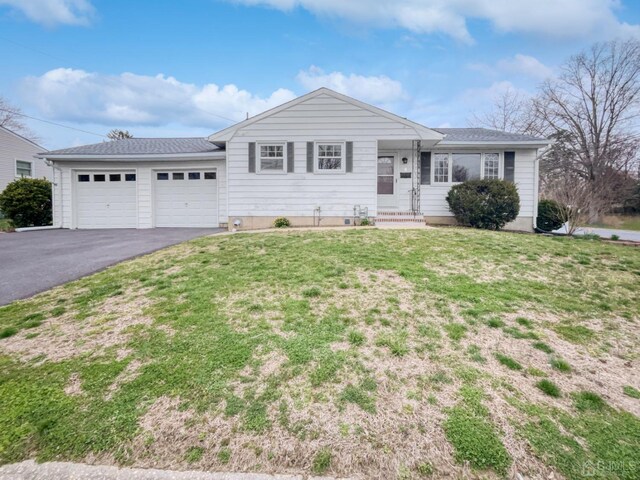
[0,228,223,306]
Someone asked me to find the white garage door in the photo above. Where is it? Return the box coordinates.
[75,171,137,229]
[154,170,218,227]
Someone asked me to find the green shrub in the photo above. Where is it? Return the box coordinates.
[536,199,565,232]
[273,217,290,228]
[446,179,520,230]
[611,234,620,241]
[532,342,554,354]
[359,218,371,226]
[0,177,52,228]
[537,379,561,397]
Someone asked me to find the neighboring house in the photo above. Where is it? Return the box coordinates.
[0,125,51,194]
[38,88,549,231]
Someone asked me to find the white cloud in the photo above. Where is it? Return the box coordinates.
[296,66,405,104]
[497,54,553,80]
[0,0,95,26]
[470,54,554,80]
[229,0,640,43]
[20,68,297,128]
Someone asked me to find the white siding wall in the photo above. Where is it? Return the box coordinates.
[420,148,538,219]
[227,93,425,219]
[0,127,51,193]
[54,159,226,228]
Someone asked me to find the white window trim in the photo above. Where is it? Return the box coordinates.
[256,142,287,175]
[431,152,503,185]
[314,141,346,174]
[15,159,33,178]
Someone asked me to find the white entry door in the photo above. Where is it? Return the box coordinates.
[75,171,137,229]
[377,156,397,208]
[154,170,218,227]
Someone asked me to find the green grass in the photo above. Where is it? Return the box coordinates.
[573,391,606,412]
[590,215,640,232]
[494,353,523,371]
[312,448,332,474]
[444,386,511,474]
[0,228,638,477]
[536,379,561,397]
[549,358,572,372]
[623,385,640,399]
[532,342,554,354]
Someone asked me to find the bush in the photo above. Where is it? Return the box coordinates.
[537,379,561,397]
[359,217,371,226]
[0,177,52,228]
[446,179,519,230]
[273,217,290,228]
[536,199,565,232]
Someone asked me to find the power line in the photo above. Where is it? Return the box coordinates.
[0,108,107,138]
[0,35,68,63]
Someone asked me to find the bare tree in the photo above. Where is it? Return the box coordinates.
[468,87,544,135]
[107,129,133,140]
[0,96,38,141]
[535,39,640,222]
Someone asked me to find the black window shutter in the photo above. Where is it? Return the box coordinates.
[420,151,431,185]
[504,151,515,182]
[287,142,294,173]
[307,142,314,173]
[248,142,256,173]
[346,141,353,173]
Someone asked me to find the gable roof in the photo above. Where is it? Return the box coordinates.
[39,137,222,159]
[208,87,445,142]
[0,125,45,151]
[435,128,549,146]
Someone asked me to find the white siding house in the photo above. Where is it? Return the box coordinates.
[0,126,51,193]
[40,88,549,232]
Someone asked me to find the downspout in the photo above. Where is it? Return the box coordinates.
[45,159,63,228]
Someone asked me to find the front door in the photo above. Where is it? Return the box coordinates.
[377,155,396,208]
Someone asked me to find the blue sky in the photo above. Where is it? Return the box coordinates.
[1,0,639,149]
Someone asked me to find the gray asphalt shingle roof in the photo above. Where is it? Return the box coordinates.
[42,138,222,156]
[434,128,546,143]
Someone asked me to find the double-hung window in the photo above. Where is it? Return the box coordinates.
[16,160,32,178]
[258,143,285,173]
[315,142,345,173]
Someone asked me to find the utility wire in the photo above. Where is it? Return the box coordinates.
[0,108,107,138]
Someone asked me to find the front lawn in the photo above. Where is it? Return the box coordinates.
[1,228,639,479]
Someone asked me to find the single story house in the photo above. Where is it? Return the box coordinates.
[38,88,549,231]
[0,125,51,194]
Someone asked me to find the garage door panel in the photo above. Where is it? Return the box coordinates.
[75,171,137,229]
[154,170,218,228]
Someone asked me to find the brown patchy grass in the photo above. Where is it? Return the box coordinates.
[1,228,639,479]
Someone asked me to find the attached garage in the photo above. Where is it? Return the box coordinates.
[153,169,218,227]
[75,170,138,229]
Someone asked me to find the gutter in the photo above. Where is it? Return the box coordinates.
[35,152,226,161]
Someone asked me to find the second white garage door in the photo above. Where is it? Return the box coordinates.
[154,170,218,227]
